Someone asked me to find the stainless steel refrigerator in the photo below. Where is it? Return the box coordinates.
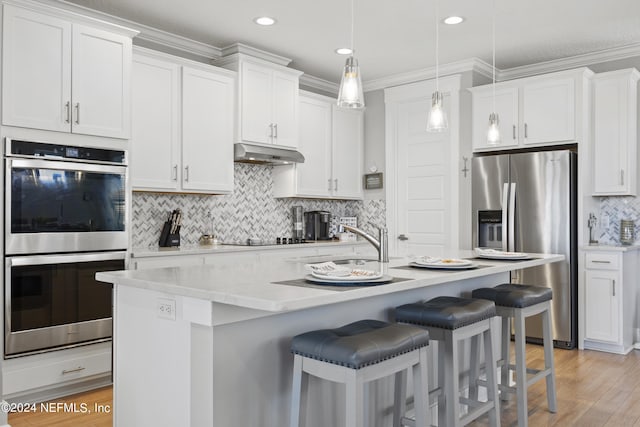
[472,149,577,349]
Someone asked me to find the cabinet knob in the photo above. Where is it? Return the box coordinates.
[65,101,71,124]
[274,123,278,138]
[398,234,409,241]
[513,124,516,140]
[184,166,189,182]
[172,165,178,181]
[524,123,528,139]
[334,179,338,192]
[621,169,625,186]
[74,103,80,125]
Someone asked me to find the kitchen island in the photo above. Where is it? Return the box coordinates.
[97,251,563,427]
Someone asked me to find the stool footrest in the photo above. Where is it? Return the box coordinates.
[460,400,497,426]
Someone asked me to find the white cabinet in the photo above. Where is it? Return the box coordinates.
[471,68,591,152]
[583,249,638,354]
[221,55,302,148]
[131,48,235,194]
[273,92,363,200]
[2,4,134,138]
[592,69,640,196]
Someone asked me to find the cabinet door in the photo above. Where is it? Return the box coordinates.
[240,62,272,144]
[295,96,333,197]
[271,71,299,148]
[585,270,620,344]
[522,78,575,145]
[593,74,636,195]
[2,6,71,132]
[471,87,519,151]
[182,67,234,193]
[131,54,180,191]
[72,24,132,139]
[332,106,364,199]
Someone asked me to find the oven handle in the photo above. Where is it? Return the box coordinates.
[8,158,126,175]
[7,251,126,267]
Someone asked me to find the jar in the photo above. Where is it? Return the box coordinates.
[620,220,635,245]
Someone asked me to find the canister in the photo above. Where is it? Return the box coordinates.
[620,219,635,245]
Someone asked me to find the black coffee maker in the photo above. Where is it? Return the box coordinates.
[304,211,331,240]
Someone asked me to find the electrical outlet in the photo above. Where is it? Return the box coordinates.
[602,215,610,229]
[157,298,176,320]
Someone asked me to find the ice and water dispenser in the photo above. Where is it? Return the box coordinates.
[478,210,503,249]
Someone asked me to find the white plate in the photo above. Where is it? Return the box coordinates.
[409,261,478,270]
[305,274,392,286]
[310,269,383,281]
[411,257,473,267]
[474,248,530,260]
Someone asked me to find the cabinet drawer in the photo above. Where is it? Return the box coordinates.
[585,252,620,270]
[4,350,111,396]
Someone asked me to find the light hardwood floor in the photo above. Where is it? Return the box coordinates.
[7,346,640,426]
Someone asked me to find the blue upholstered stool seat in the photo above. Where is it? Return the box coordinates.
[472,283,552,308]
[290,319,429,369]
[395,296,496,330]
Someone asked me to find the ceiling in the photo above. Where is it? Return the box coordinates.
[65,0,640,84]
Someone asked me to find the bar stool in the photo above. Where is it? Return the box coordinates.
[395,296,500,427]
[472,284,557,427]
[289,319,431,427]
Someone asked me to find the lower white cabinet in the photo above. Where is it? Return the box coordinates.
[273,91,363,200]
[583,249,638,354]
[3,342,111,400]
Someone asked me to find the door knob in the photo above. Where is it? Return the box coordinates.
[398,234,409,241]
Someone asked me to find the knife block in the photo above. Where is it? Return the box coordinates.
[159,221,180,248]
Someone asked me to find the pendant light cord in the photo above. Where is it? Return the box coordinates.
[435,0,439,91]
[492,0,496,112]
[350,0,355,55]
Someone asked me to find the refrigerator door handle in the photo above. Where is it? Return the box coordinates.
[508,183,516,251]
[501,183,509,251]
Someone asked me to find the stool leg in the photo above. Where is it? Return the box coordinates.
[443,333,461,427]
[484,324,501,427]
[469,335,481,401]
[542,305,557,413]
[500,315,511,401]
[346,369,365,427]
[393,370,407,427]
[437,342,446,427]
[290,355,304,427]
[413,347,430,427]
[514,310,528,427]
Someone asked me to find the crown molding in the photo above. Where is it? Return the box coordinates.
[45,0,220,59]
[364,58,493,92]
[299,75,339,95]
[219,43,292,67]
[497,42,640,81]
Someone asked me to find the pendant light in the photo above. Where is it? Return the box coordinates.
[337,0,365,108]
[427,0,448,132]
[487,0,501,145]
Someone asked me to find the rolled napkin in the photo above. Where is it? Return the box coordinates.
[305,261,351,277]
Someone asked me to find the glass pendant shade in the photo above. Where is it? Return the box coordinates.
[337,56,365,108]
[426,91,448,132]
[487,112,501,145]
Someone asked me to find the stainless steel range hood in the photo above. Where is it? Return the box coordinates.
[234,143,304,165]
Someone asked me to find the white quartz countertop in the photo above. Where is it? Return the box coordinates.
[131,239,368,258]
[98,250,564,313]
[581,244,640,252]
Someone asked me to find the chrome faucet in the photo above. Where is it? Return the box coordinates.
[341,224,389,263]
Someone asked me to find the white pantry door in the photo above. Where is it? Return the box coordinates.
[385,76,461,257]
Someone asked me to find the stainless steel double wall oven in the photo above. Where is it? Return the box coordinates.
[4,138,127,357]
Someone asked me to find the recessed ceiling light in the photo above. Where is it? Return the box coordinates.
[335,47,353,55]
[443,16,464,25]
[254,16,276,26]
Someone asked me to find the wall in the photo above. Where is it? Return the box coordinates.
[131,163,385,248]
[362,90,386,201]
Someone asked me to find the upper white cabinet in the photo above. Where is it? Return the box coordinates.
[2,4,134,139]
[471,68,592,151]
[220,54,302,148]
[131,48,235,194]
[273,92,363,200]
[592,69,640,196]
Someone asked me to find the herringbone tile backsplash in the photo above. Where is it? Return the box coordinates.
[132,163,386,248]
[597,196,640,245]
